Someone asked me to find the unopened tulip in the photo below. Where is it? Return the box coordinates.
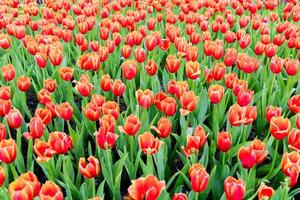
[224,177,245,200]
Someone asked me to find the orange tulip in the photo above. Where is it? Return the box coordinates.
[138,131,162,155]
[83,103,101,121]
[44,78,57,93]
[281,151,300,187]
[151,116,172,138]
[182,125,208,156]
[17,76,31,92]
[127,175,165,200]
[75,74,94,97]
[102,101,120,120]
[100,74,113,92]
[145,59,158,76]
[112,79,126,97]
[208,84,224,104]
[211,62,226,81]
[118,114,141,136]
[251,139,268,164]
[19,172,41,197]
[270,116,291,140]
[186,61,200,80]
[160,97,177,116]
[136,89,154,109]
[9,179,34,200]
[33,139,55,163]
[185,46,198,62]
[59,67,74,81]
[180,91,199,116]
[1,64,15,81]
[224,177,245,200]
[39,181,63,200]
[37,89,52,105]
[0,86,11,100]
[35,108,52,125]
[288,129,300,151]
[0,138,17,164]
[79,156,101,179]
[95,127,118,150]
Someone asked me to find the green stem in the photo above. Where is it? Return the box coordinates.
[194,191,199,200]
[146,154,154,175]
[9,164,18,180]
[265,140,279,179]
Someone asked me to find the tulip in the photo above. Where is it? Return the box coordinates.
[182,125,208,156]
[160,97,177,116]
[238,146,256,169]
[1,64,15,81]
[56,102,73,121]
[270,56,284,74]
[0,34,10,49]
[284,58,299,76]
[172,193,187,200]
[151,117,172,138]
[225,73,238,89]
[237,89,254,107]
[23,116,44,139]
[145,35,157,51]
[121,45,131,59]
[189,163,209,192]
[0,166,5,187]
[34,139,55,163]
[59,67,74,81]
[257,184,275,200]
[100,74,113,92]
[122,60,138,80]
[17,76,31,92]
[136,89,154,109]
[186,61,200,80]
[211,62,226,81]
[9,179,34,200]
[166,55,180,73]
[138,131,162,155]
[224,48,237,66]
[251,139,268,164]
[265,106,282,123]
[145,59,158,76]
[75,74,94,97]
[39,181,64,200]
[224,177,246,200]
[6,108,23,129]
[288,95,300,113]
[185,46,198,62]
[0,99,11,116]
[217,131,232,152]
[34,52,48,68]
[44,78,57,93]
[180,91,199,116]
[296,114,300,129]
[174,81,189,99]
[0,122,6,141]
[265,43,277,57]
[233,79,248,97]
[0,86,11,100]
[0,138,17,163]
[19,172,41,197]
[35,108,52,125]
[48,132,73,154]
[102,101,120,120]
[208,84,224,104]
[270,116,291,140]
[77,53,101,71]
[288,129,300,151]
[118,114,141,136]
[79,156,101,179]
[134,47,146,63]
[112,79,126,97]
[281,151,300,187]
[83,103,101,121]
[228,104,244,126]
[127,175,165,200]
[96,126,118,150]
[37,89,52,105]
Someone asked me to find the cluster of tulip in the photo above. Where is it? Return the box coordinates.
[0,0,300,199]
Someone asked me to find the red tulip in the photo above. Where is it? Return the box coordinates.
[9,179,34,200]
[180,91,199,116]
[186,61,200,80]
[238,146,256,169]
[23,116,44,139]
[112,79,126,97]
[34,139,55,163]
[59,67,74,81]
[95,127,119,150]
[134,47,146,63]
[145,35,157,51]
[118,114,141,136]
[284,58,299,76]
[0,86,11,100]
[145,59,158,76]
[39,181,63,200]
[265,106,282,123]
[138,131,162,155]
[270,116,291,140]
[79,156,101,179]
[127,175,165,200]
[102,101,120,120]
[182,125,207,156]
[224,48,237,66]
[224,177,246,200]
[281,151,300,187]
[19,172,41,197]
[288,95,300,113]
[172,193,187,200]
[225,73,238,89]
[122,60,138,80]
[83,103,101,121]
[288,129,300,151]
[251,139,268,164]
[121,45,131,59]
[100,74,112,92]
[211,62,226,81]
[48,132,73,154]
[237,89,254,107]
[6,108,23,129]
[1,64,15,81]
[189,163,209,192]
[208,84,224,104]
[0,166,5,187]
[136,89,154,109]
[151,117,172,138]
[56,102,73,121]
[160,97,177,116]
[217,131,232,152]
[270,56,284,74]
[44,78,56,93]
[166,55,180,73]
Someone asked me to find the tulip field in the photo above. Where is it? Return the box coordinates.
[1,0,300,199]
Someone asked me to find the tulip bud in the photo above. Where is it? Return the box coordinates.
[79,156,101,179]
[208,84,224,104]
[6,109,23,129]
[224,177,245,200]
[217,131,232,152]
